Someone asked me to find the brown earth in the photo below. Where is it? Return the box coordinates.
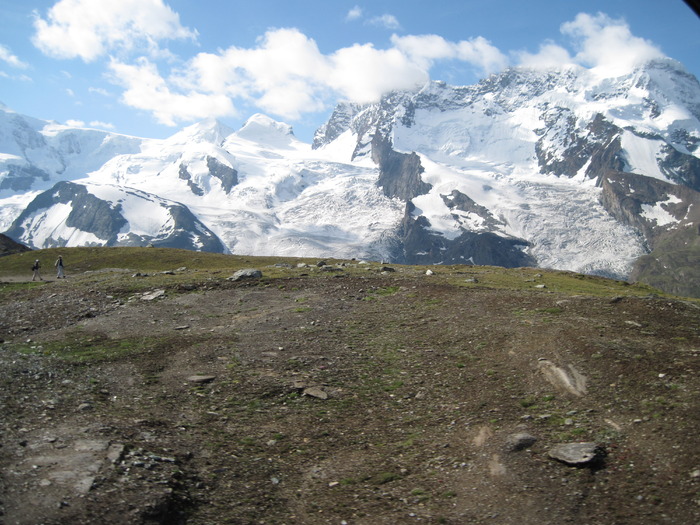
[1,266,699,524]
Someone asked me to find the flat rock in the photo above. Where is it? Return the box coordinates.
[186,375,216,384]
[303,387,328,399]
[548,442,602,465]
[141,289,166,301]
[228,269,262,281]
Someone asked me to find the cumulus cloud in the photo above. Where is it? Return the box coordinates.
[515,12,665,75]
[562,13,664,74]
[108,58,235,126]
[329,43,427,103]
[516,41,574,69]
[391,34,507,75]
[32,0,197,62]
[0,45,29,69]
[35,3,666,131]
[103,25,511,126]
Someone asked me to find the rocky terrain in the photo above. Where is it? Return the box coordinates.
[1,248,699,524]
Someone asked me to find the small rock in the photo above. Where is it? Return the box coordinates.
[506,432,537,452]
[141,289,166,301]
[379,266,395,273]
[303,386,328,400]
[77,402,93,411]
[228,269,263,281]
[425,269,434,276]
[186,375,216,384]
[548,442,603,466]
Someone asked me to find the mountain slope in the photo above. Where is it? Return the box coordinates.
[1,58,699,295]
[313,58,700,287]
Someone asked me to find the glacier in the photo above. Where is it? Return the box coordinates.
[1,57,699,285]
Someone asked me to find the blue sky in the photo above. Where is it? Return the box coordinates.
[1,0,698,143]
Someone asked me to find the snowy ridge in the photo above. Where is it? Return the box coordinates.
[1,58,699,285]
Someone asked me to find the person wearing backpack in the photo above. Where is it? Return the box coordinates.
[32,259,43,281]
[55,255,65,279]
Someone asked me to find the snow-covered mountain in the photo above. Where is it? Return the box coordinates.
[1,58,699,295]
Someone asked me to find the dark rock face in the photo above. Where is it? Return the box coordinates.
[601,172,700,297]
[395,202,536,267]
[371,133,431,201]
[441,190,505,231]
[206,156,238,194]
[6,182,127,245]
[657,144,700,191]
[178,163,204,196]
[178,157,238,196]
[312,103,365,149]
[536,112,625,181]
[0,233,30,257]
[155,204,225,253]
[0,164,51,191]
[4,182,225,253]
[599,172,696,247]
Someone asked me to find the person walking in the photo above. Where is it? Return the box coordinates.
[32,259,43,281]
[55,255,65,279]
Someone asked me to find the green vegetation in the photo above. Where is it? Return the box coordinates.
[0,246,680,299]
[16,331,156,363]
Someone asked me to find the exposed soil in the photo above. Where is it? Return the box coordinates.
[1,267,699,524]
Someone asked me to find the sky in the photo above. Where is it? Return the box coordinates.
[0,0,698,143]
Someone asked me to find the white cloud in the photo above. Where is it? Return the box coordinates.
[0,45,29,69]
[89,120,115,130]
[329,43,427,103]
[561,13,664,75]
[65,118,115,130]
[368,14,400,30]
[108,58,236,126]
[391,34,507,75]
[515,12,665,75]
[346,6,363,22]
[92,11,666,130]
[32,0,197,62]
[104,27,512,126]
[516,41,573,69]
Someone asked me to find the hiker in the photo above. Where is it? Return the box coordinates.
[32,259,43,281]
[55,255,65,279]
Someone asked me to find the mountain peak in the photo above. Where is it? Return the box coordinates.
[166,118,235,146]
[236,114,295,144]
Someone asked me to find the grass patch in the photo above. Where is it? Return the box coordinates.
[17,333,157,363]
[0,281,48,296]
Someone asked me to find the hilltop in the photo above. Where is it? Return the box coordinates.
[1,248,699,524]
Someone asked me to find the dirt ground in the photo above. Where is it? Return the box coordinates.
[1,267,699,524]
